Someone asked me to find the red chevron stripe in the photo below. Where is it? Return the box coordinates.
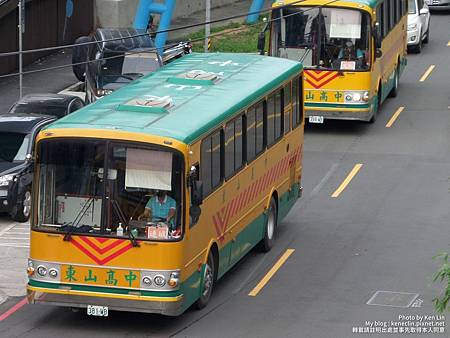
[305,70,336,82]
[71,237,134,265]
[78,236,124,255]
[305,72,339,89]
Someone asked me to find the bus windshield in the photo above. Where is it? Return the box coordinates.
[271,7,371,71]
[36,139,184,241]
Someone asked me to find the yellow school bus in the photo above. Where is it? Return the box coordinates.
[263,0,407,122]
[26,53,304,316]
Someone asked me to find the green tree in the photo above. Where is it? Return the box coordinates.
[433,252,450,313]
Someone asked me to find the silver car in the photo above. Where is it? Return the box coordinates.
[426,0,450,10]
[408,0,431,53]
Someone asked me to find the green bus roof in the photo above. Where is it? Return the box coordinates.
[48,53,302,144]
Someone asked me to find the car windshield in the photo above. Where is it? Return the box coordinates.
[408,0,417,14]
[0,132,30,162]
[11,105,66,116]
[271,6,371,71]
[36,139,184,241]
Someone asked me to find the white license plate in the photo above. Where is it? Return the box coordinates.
[0,190,7,197]
[87,305,109,317]
[309,116,324,124]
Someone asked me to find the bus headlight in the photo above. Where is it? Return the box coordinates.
[153,275,166,287]
[48,268,58,279]
[142,276,152,286]
[344,91,369,104]
[36,265,47,277]
[168,272,180,288]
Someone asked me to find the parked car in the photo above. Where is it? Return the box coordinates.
[0,94,84,222]
[408,0,431,53]
[426,0,450,11]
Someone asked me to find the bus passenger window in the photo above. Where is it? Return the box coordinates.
[211,131,222,189]
[201,137,212,195]
[267,95,275,146]
[255,101,264,154]
[246,108,256,162]
[235,116,243,171]
[283,83,292,133]
[292,78,300,127]
[224,122,235,179]
[275,90,282,139]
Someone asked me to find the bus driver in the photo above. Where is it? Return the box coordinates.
[138,190,176,230]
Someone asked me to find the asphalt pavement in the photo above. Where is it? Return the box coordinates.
[1,11,450,338]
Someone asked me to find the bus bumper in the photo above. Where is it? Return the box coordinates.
[27,284,184,316]
[306,107,372,122]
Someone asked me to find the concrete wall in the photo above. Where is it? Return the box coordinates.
[94,0,246,28]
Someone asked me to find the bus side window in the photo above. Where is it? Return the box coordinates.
[283,83,292,133]
[225,115,244,179]
[211,131,222,189]
[266,94,275,146]
[246,108,256,162]
[275,89,283,140]
[255,101,265,154]
[200,137,212,196]
[293,77,302,127]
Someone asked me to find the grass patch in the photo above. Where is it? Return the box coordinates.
[183,21,267,53]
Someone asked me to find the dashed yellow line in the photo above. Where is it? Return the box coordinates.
[447,41,450,47]
[419,65,435,82]
[248,249,295,297]
[386,106,405,128]
[331,164,363,198]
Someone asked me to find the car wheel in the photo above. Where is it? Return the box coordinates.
[413,32,423,53]
[258,197,277,252]
[11,189,31,223]
[423,26,430,44]
[195,250,215,309]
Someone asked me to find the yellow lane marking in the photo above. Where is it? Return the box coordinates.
[248,249,295,297]
[419,65,435,82]
[331,164,363,198]
[447,41,450,46]
[386,106,405,128]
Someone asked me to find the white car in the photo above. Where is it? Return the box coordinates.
[426,0,450,11]
[407,0,431,53]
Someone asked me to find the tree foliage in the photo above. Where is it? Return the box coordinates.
[433,252,450,313]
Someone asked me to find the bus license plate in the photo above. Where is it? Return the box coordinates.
[309,116,324,124]
[87,305,109,317]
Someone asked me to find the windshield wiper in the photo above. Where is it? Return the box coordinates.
[62,197,94,241]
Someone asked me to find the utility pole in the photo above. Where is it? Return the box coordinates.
[204,0,211,53]
[18,0,24,99]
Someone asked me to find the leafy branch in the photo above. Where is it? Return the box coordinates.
[432,252,450,313]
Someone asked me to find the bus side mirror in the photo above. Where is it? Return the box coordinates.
[374,23,382,49]
[257,32,266,55]
[191,180,203,206]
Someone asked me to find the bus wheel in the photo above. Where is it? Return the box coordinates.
[195,250,215,309]
[369,88,381,123]
[259,197,277,252]
[389,66,399,98]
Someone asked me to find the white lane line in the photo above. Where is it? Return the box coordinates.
[310,163,339,197]
[0,237,29,240]
[0,243,29,248]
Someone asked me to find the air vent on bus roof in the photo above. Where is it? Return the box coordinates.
[178,70,220,81]
[117,95,172,114]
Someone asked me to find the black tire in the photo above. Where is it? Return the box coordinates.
[423,26,429,44]
[389,66,399,98]
[195,250,215,309]
[258,197,277,252]
[413,33,422,54]
[11,189,31,223]
[72,36,92,82]
[368,87,381,123]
